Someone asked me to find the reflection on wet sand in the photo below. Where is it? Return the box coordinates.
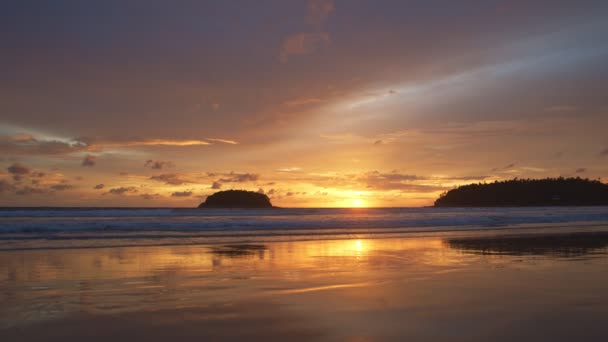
[445,231,608,257]
[209,244,267,258]
[1,229,608,341]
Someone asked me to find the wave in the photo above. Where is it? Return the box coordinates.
[1,207,608,234]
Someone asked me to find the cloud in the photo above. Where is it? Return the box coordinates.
[0,134,89,156]
[0,179,15,193]
[112,137,239,147]
[282,97,323,107]
[107,186,138,196]
[279,32,330,63]
[141,193,161,200]
[544,105,578,112]
[5,163,77,190]
[357,171,448,192]
[206,138,238,145]
[276,167,301,173]
[171,191,193,197]
[209,172,259,190]
[0,132,241,163]
[104,139,210,147]
[8,133,36,143]
[15,183,73,195]
[7,163,30,175]
[150,173,190,185]
[50,184,74,191]
[94,184,105,189]
[575,168,587,173]
[359,170,419,183]
[366,182,449,192]
[15,186,48,196]
[30,171,45,178]
[144,160,174,170]
[279,0,335,63]
[520,166,545,172]
[218,172,260,183]
[82,154,97,167]
[601,148,608,157]
[0,132,243,160]
[7,163,30,181]
[307,0,335,27]
[447,176,491,181]
[111,138,235,146]
[321,130,409,145]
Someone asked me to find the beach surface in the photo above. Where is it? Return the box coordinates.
[2,217,608,341]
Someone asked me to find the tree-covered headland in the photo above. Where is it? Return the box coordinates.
[434,177,608,207]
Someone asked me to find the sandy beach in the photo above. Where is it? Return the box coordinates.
[2,226,608,341]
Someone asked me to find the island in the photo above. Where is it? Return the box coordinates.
[198,190,274,208]
[434,177,608,207]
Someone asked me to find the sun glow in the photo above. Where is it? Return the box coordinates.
[355,240,362,249]
[331,190,372,208]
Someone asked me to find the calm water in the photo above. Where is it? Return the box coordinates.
[1,208,608,340]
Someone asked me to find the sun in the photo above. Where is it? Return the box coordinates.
[352,198,364,207]
[335,190,370,208]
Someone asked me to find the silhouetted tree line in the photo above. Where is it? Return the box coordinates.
[434,177,608,207]
[199,190,273,208]
[445,232,608,257]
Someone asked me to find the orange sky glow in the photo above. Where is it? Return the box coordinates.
[1,0,607,207]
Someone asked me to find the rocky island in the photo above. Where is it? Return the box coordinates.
[198,190,274,208]
[434,177,608,207]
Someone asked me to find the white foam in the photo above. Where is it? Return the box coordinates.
[1,207,608,234]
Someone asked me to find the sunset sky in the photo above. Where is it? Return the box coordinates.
[1,0,607,207]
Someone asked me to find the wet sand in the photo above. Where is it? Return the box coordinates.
[1,228,608,341]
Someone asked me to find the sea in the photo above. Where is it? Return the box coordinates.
[2,206,608,250]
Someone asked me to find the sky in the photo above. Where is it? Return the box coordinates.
[1,0,608,207]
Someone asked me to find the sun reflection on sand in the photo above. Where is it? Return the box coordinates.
[0,237,459,323]
[2,231,608,340]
